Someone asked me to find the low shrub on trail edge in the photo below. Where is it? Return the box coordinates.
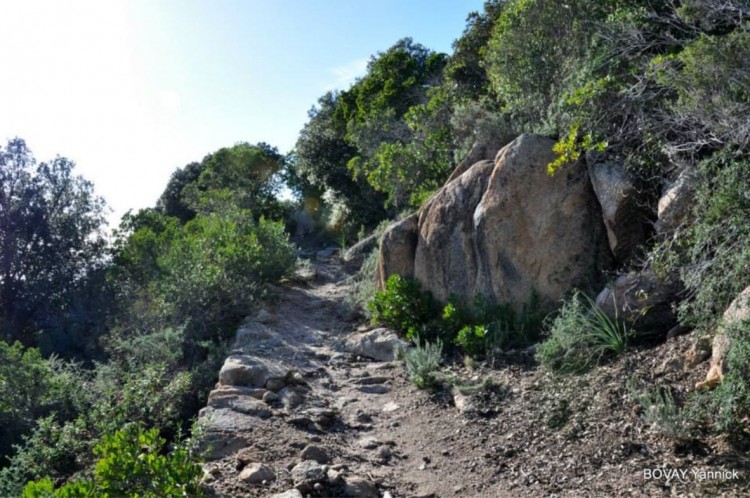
[370,274,543,358]
[22,424,203,498]
[536,291,629,374]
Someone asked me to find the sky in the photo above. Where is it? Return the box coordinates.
[0,0,485,226]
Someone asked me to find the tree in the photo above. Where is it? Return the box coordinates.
[0,139,107,347]
[156,162,203,223]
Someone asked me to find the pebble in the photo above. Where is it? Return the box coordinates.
[239,463,275,484]
[300,444,330,464]
[356,385,390,394]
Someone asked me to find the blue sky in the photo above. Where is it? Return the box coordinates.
[0,0,485,225]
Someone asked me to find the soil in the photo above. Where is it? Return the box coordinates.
[200,252,750,498]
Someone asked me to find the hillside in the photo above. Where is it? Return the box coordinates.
[199,251,747,497]
[2,1,749,496]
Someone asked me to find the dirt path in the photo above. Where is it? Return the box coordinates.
[199,254,749,498]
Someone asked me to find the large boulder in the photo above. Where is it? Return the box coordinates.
[445,138,506,184]
[697,285,750,390]
[472,135,609,307]
[595,270,682,334]
[375,134,611,311]
[587,158,646,263]
[376,213,419,290]
[414,159,496,303]
[412,134,608,308]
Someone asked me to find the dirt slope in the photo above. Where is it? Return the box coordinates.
[199,254,749,498]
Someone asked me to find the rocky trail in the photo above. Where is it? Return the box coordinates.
[198,250,749,498]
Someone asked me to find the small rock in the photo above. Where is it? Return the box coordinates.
[326,468,344,485]
[356,385,389,394]
[453,390,478,416]
[271,490,303,498]
[280,387,305,410]
[291,460,327,492]
[266,378,286,392]
[382,402,400,413]
[227,397,272,418]
[219,355,286,388]
[239,463,275,484]
[263,391,280,403]
[349,376,389,385]
[343,476,379,498]
[685,335,712,368]
[300,445,330,464]
[357,436,380,450]
[383,492,394,498]
[256,309,275,324]
[345,328,408,362]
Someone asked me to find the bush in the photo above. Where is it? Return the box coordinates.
[368,275,436,340]
[691,321,750,434]
[536,291,629,374]
[402,337,443,390]
[22,424,203,498]
[673,154,750,329]
[446,295,544,359]
[628,378,690,439]
[0,342,88,462]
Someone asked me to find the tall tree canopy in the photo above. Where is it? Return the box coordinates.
[0,138,107,347]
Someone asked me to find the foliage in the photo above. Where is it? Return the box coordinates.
[22,424,203,498]
[445,294,544,359]
[0,336,193,496]
[157,142,288,224]
[690,321,750,434]
[156,161,203,223]
[536,292,628,374]
[484,0,625,130]
[402,336,443,390]
[0,342,88,461]
[368,274,436,340]
[0,139,108,350]
[293,91,388,234]
[627,378,690,439]
[671,154,750,328]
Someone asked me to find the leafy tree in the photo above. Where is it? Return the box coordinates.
[443,0,506,102]
[156,161,203,223]
[294,91,388,231]
[0,139,107,348]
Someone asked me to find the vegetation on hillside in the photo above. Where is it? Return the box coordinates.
[2,0,749,493]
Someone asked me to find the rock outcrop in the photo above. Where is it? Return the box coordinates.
[379,134,610,309]
[656,168,696,234]
[696,285,750,390]
[595,271,682,335]
[587,158,646,263]
[376,213,419,290]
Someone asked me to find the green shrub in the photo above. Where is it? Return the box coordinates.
[628,378,689,439]
[368,274,436,340]
[0,342,89,462]
[537,291,629,374]
[447,294,544,359]
[673,154,750,329]
[402,337,443,390]
[22,424,203,498]
[690,321,750,434]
